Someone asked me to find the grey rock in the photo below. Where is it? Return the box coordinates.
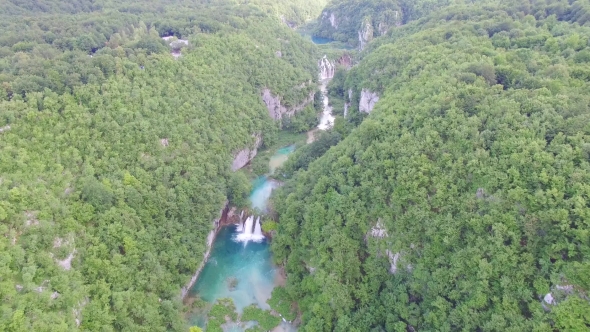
[359,89,379,113]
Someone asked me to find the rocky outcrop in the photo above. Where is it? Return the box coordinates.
[541,284,584,312]
[231,134,262,171]
[370,220,388,238]
[162,36,188,59]
[321,11,338,29]
[280,15,297,29]
[358,20,374,51]
[0,125,10,133]
[336,53,353,68]
[377,22,389,36]
[319,55,335,80]
[73,298,88,327]
[344,88,353,118]
[181,202,229,299]
[262,88,315,120]
[329,13,338,29]
[365,220,402,274]
[359,89,379,113]
[386,250,401,274]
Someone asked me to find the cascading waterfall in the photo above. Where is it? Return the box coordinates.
[235,215,265,243]
[317,55,336,130]
[318,55,335,80]
[254,217,263,237]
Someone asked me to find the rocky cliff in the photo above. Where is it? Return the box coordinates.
[324,11,338,29]
[231,133,262,171]
[262,88,315,121]
[314,1,404,48]
[180,202,229,299]
[336,53,353,68]
[358,19,374,51]
[359,89,379,113]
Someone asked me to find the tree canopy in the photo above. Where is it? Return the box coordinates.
[271,0,590,330]
[0,0,321,330]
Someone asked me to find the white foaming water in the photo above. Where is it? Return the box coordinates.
[254,217,263,237]
[234,216,265,243]
[317,79,334,130]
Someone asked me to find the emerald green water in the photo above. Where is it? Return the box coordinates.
[311,35,332,44]
[188,146,296,331]
[189,225,277,312]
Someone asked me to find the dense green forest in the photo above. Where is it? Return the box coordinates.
[312,0,458,47]
[4,0,590,330]
[0,0,323,330]
[272,0,590,330]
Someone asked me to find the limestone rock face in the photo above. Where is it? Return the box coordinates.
[386,250,401,274]
[358,20,374,51]
[262,88,314,120]
[377,21,389,36]
[344,88,353,118]
[321,11,338,29]
[336,53,353,68]
[262,89,283,120]
[359,89,379,113]
[329,13,338,29]
[231,134,262,171]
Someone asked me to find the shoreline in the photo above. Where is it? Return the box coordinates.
[180,202,229,299]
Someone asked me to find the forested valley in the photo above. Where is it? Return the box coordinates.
[3,0,590,331]
[271,0,590,331]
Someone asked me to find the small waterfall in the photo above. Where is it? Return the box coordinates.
[317,79,335,130]
[254,217,263,238]
[244,216,254,236]
[318,55,335,80]
[316,55,335,130]
[235,215,265,243]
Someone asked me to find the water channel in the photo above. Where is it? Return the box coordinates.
[187,146,296,331]
[188,36,334,330]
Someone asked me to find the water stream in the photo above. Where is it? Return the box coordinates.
[188,147,295,331]
[188,51,332,329]
[317,79,335,130]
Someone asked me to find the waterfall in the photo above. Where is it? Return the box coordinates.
[254,217,263,238]
[244,216,254,236]
[317,79,335,130]
[235,215,265,243]
[318,55,335,80]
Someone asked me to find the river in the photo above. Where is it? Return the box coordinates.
[187,147,296,332]
[187,41,335,330]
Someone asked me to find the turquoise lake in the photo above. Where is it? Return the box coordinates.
[188,146,296,331]
[311,35,333,44]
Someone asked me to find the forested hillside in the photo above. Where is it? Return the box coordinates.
[272,0,590,330]
[312,0,457,48]
[0,0,320,330]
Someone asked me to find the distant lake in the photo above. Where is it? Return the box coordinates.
[311,36,333,44]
